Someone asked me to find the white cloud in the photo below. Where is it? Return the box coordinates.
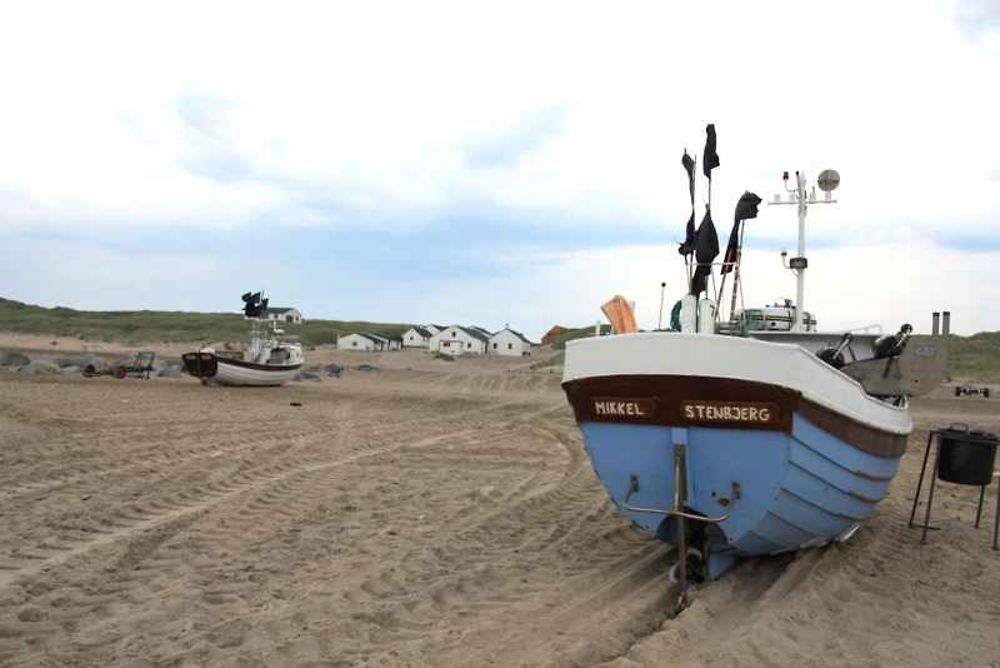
[0,0,997,239]
[1,1,999,334]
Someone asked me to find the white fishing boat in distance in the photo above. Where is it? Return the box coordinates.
[182,291,303,387]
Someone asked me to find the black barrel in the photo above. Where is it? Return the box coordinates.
[936,426,998,486]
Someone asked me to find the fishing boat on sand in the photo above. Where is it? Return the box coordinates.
[182,292,303,387]
[562,125,949,585]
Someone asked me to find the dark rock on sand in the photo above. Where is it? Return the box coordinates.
[55,353,102,369]
[20,360,60,375]
[1,351,31,367]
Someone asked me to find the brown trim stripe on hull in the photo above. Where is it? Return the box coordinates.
[562,375,907,458]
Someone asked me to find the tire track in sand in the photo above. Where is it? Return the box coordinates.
[0,425,485,593]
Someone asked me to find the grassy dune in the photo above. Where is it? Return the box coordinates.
[0,297,411,347]
[949,331,1000,382]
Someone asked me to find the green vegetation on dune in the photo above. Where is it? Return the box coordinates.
[0,297,411,347]
[532,351,564,369]
[547,324,613,350]
[949,331,1000,382]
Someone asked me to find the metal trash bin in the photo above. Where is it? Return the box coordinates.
[936,426,998,486]
[909,424,1000,550]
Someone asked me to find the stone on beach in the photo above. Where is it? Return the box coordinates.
[1,351,31,367]
[19,360,60,375]
[54,353,102,369]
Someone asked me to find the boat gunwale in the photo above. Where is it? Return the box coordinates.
[562,332,912,435]
[562,373,908,458]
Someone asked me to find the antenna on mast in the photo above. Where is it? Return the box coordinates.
[769,168,839,332]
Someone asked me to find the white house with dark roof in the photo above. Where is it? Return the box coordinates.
[337,332,383,351]
[264,307,302,324]
[468,326,491,338]
[428,325,489,355]
[366,333,401,351]
[402,326,434,348]
[489,327,538,357]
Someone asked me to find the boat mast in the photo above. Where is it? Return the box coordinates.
[793,172,807,332]
[769,169,839,332]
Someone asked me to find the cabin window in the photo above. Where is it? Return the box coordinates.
[467,343,471,349]
[492,343,497,349]
[507,343,513,350]
[452,331,457,337]
[352,341,357,347]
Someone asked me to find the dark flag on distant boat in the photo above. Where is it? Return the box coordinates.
[242,291,266,318]
[678,150,697,256]
[702,124,720,179]
[721,191,762,274]
[690,208,719,295]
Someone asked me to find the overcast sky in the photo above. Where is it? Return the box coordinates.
[1,0,998,338]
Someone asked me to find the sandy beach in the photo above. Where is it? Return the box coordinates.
[1,341,999,667]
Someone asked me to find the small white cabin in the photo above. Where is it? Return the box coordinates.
[402,326,434,348]
[489,327,537,357]
[366,333,401,351]
[265,307,302,324]
[337,333,383,351]
[429,325,489,355]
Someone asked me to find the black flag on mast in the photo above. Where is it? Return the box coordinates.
[689,123,720,295]
[678,150,696,256]
[721,191,762,274]
[690,208,719,295]
[702,123,720,179]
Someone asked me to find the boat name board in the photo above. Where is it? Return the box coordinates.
[592,397,656,420]
[681,400,780,426]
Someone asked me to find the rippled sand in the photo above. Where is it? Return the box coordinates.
[1,344,998,666]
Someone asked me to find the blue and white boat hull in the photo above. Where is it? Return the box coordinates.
[562,333,912,578]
